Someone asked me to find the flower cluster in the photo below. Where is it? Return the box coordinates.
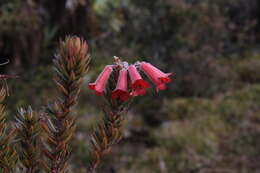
[88,58,172,101]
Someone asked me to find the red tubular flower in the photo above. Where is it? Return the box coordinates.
[88,65,113,96]
[140,62,172,92]
[128,65,149,96]
[111,69,129,101]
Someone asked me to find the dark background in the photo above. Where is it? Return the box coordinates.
[1,0,260,172]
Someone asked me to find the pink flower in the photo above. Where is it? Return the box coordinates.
[88,65,113,96]
[128,65,149,96]
[111,69,129,101]
[140,62,172,92]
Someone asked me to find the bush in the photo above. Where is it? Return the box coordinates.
[235,55,260,83]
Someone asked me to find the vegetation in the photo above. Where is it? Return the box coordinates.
[0,0,260,172]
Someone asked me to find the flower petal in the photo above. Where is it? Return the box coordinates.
[88,65,113,95]
[140,62,172,92]
[128,65,149,96]
[112,69,130,101]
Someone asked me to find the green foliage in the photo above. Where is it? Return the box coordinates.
[235,55,260,83]
[219,84,260,125]
[147,84,260,172]
[163,98,216,121]
[0,0,39,33]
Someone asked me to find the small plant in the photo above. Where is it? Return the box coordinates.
[0,36,172,173]
[87,57,172,172]
[40,36,89,173]
[0,88,18,173]
[15,107,41,173]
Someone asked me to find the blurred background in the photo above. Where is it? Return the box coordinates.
[1,0,260,172]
